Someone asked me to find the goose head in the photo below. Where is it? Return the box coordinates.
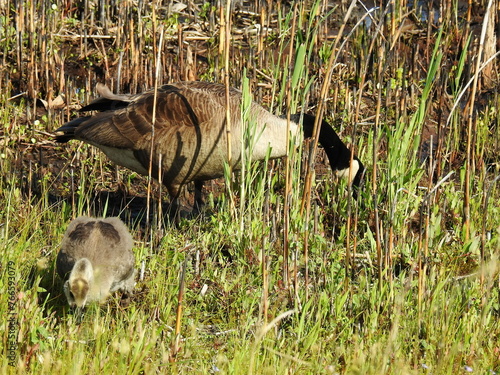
[289,113,365,197]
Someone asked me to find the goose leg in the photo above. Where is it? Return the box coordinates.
[166,185,183,222]
[193,180,204,213]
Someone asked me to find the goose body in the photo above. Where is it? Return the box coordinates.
[57,216,135,309]
[55,82,364,203]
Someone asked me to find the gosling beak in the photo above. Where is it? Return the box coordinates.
[73,305,86,324]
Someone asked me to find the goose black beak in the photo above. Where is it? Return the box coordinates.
[351,158,365,200]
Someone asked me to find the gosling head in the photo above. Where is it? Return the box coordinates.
[64,258,94,310]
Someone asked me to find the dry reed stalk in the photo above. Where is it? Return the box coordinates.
[178,23,184,79]
[222,1,236,217]
[146,7,163,231]
[464,0,494,241]
[258,6,265,55]
[157,153,164,234]
[261,172,272,323]
[419,137,436,321]
[171,256,188,361]
[374,43,384,287]
[283,2,299,289]
[481,174,500,284]
[261,253,269,324]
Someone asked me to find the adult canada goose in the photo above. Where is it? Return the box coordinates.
[54,82,364,208]
[56,216,135,313]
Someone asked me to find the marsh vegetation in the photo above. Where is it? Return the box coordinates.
[1,0,500,373]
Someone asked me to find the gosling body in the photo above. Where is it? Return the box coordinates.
[57,216,135,309]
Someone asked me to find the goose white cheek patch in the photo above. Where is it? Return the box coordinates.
[335,159,360,184]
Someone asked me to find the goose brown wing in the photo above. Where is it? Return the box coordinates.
[131,82,230,138]
[68,83,229,150]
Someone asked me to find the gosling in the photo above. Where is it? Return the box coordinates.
[57,216,135,311]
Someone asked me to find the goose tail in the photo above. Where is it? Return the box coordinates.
[53,116,91,143]
[79,83,134,112]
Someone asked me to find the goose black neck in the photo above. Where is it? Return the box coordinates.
[289,113,350,170]
[288,113,365,194]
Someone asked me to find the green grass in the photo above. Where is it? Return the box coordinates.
[1,1,500,374]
